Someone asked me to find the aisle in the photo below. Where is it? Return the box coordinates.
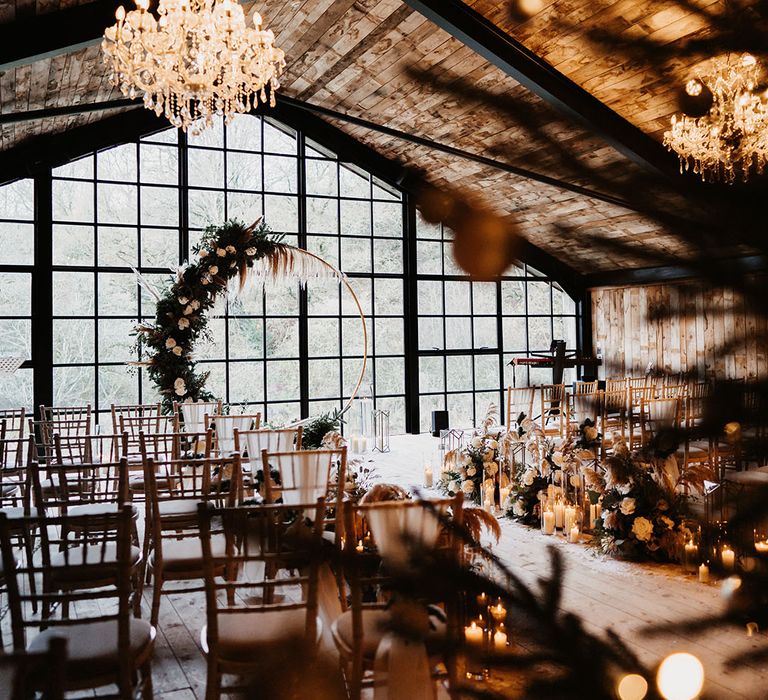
[364,433,768,699]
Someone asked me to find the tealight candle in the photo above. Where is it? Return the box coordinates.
[568,524,580,544]
[755,540,768,553]
[490,601,506,622]
[476,592,488,608]
[464,621,483,645]
[698,562,710,584]
[424,464,433,488]
[493,627,508,650]
[542,509,555,535]
[356,539,364,553]
[564,505,576,532]
[721,545,735,571]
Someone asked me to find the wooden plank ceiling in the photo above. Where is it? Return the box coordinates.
[0,0,728,272]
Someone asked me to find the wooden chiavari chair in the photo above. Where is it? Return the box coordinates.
[604,377,627,393]
[567,382,599,433]
[52,431,122,466]
[0,635,67,699]
[204,412,261,456]
[234,426,302,489]
[688,380,712,399]
[679,395,714,494]
[119,413,179,461]
[626,377,655,449]
[0,407,26,448]
[30,455,142,620]
[600,389,628,459]
[0,508,154,699]
[332,496,464,700]
[539,384,566,438]
[198,500,325,700]
[39,404,92,423]
[261,447,347,551]
[506,386,535,428]
[143,453,242,626]
[640,397,682,448]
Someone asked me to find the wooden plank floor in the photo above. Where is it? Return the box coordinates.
[3,434,767,698]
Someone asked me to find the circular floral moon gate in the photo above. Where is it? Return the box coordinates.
[133,218,367,414]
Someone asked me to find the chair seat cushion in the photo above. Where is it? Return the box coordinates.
[128,472,173,491]
[331,606,446,659]
[67,502,121,518]
[152,533,225,573]
[50,543,141,582]
[28,619,154,683]
[209,608,320,662]
[158,498,201,518]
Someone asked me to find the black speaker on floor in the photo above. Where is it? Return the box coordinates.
[431,410,449,437]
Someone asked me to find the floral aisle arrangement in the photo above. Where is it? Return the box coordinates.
[439,404,503,504]
[590,438,693,561]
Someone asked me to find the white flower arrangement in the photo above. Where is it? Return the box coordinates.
[173,377,187,396]
[631,516,653,542]
[199,249,209,258]
[178,318,190,330]
[225,245,236,254]
[178,296,189,304]
[245,247,257,256]
[209,265,219,275]
[172,346,183,356]
[461,480,475,494]
[183,305,194,315]
[165,337,177,349]
[190,300,200,310]
[216,248,226,257]
[619,497,636,515]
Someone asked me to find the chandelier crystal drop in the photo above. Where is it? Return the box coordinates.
[664,53,768,184]
[102,0,286,134]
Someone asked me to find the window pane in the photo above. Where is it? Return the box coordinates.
[54,366,95,407]
[501,281,526,314]
[340,237,371,273]
[474,317,497,348]
[0,222,33,265]
[53,272,94,316]
[447,393,473,429]
[417,241,442,275]
[266,318,298,358]
[188,117,224,148]
[475,356,499,391]
[446,355,472,392]
[309,359,340,399]
[229,361,264,403]
[373,279,402,316]
[503,317,527,352]
[306,159,337,196]
[264,195,298,232]
[528,316,552,351]
[263,121,296,154]
[98,273,137,316]
[140,144,179,185]
[445,317,472,350]
[0,273,31,316]
[266,360,300,401]
[340,165,369,198]
[373,239,402,273]
[97,143,137,182]
[227,115,261,151]
[374,318,403,355]
[99,318,138,362]
[445,281,471,315]
[53,319,95,364]
[141,186,179,226]
[308,318,339,357]
[229,317,264,359]
[263,156,297,193]
[227,192,262,224]
[340,200,370,237]
[142,228,179,268]
[227,152,261,190]
[527,281,551,314]
[373,201,402,237]
[375,357,404,395]
[53,179,94,222]
[98,227,138,267]
[307,197,337,234]
[0,369,33,410]
[53,156,93,180]
[419,357,444,393]
[188,189,224,229]
[53,224,94,266]
[0,319,31,359]
[99,365,139,406]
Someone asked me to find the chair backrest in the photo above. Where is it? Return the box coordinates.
[571,392,599,425]
[688,381,711,399]
[539,384,565,436]
[684,395,707,429]
[0,507,136,651]
[641,397,681,443]
[0,407,26,440]
[660,384,687,399]
[0,636,67,699]
[139,429,211,464]
[605,377,626,393]
[198,500,325,662]
[573,380,597,396]
[261,448,343,506]
[52,431,122,466]
[0,436,34,514]
[506,387,535,426]
[120,415,180,459]
[33,455,129,516]
[39,404,92,423]
[0,420,31,471]
[234,427,302,477]
[174,400,223,434]
[111,402,162,434]
[204,413,262,456]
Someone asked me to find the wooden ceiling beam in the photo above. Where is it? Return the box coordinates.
[402,0,678,178]
[0,0,125,73]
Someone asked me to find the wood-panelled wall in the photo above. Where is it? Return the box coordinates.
[591,282,767,381]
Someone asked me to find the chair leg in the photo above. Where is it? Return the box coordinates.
[22,532,38,614]
[150,572,163,628]
[205,659,220,700]
[140,659,154,700]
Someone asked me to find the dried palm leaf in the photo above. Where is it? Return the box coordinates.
[463,507,502,544]
[360,483,410,503]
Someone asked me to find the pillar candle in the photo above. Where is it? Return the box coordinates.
[493,628,508,650]
[542,510,555,535]
[698,563,710,584]
[499,486,510,506]
[359,435,368,453]
[464,621,483,645]
[553,502,565,529]
[755,540,768,553]
[424,464,433,488]
[564,505,576,532]
[568,524,580,543]
[721,546,735,571]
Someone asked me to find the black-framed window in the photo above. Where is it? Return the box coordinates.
[0,178,34,409]
[415,213,578,431]
[19,113,407,430]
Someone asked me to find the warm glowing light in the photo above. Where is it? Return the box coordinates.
[685,79,703,97]
[657,653,705,700]
[617,673,649,700]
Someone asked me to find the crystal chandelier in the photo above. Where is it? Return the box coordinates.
[663,53,768,184]
[102,0,286,133]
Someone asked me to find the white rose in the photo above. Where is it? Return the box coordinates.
[216,248,226,257]
[584,426,598,441]
[620,497,636,515]
[466,466,476,477]
[552,451,565,467]
[199,249,208,258]
[245,247,257,256]
[226,245,236,254]
[165,337,177,349]
[522,470,535,487]
[190,300,200,310]
[512,500,525,517]
[487,439,498,449]
[178,318,190,330]
[631,516,653,542]
[172,346,183,356]
[178,296,189,304]
[471,437,483,449]
[183,304,194,316]
[461,480,475,494]
[209,265,219,275]
[202,277,210,285]
[484,461,498,476]
[173,378,186,396]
